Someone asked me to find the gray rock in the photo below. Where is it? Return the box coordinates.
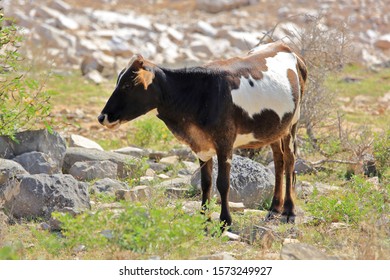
[242,225,275,248]
[0,129,67,173]
[35,23,77,49]
[191,155,275,209]
[197,252,236,260]
[69,160,118,181]
[113,146,149,158]
[115,185,151,202]
[69,134,104,151]
[85,70,105,84]
[170,148,197,161]
[12,151,57,175]
[80,55,104,75]
[0,159,29,207]
[165,187,190,198]
[3,174,90,220]
[196,0,256,13]
[63,147,137,179]
[294,158,315,175]
[196,21,218,37]
[35,6,79,30]
[91,178,128,195]
[0,159,28,185]
[281,243,332,260]
[158,177,191,188]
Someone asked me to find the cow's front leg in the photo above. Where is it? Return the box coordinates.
[199,159,213,216]
[216,150,233,229]
[266,140,284,221]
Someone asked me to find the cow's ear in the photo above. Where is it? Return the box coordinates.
[128,54,144,69]
[134,68,155,90]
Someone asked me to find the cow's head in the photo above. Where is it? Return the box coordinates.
[98,54,158,129]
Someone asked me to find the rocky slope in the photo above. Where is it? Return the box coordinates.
[3,0,390,84]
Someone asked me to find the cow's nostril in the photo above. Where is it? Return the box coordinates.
[98,114,106,124]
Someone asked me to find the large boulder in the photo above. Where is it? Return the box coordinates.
[63,147,137,179]
[191,155,275,208]
[0,129,67,173]
[3,174,90,219]
[12,151,58,175]
[69,160,118,181]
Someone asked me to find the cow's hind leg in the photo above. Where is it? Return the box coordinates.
[216,150,233,229]
[266,140,284,221]
[200,159,213,217]
[281,125,298,223]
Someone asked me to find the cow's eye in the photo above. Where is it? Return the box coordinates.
[122,83,132,89]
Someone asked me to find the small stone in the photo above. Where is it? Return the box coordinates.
[116,185,151,202]
[159,155,179,166]
[222,231,241,241]
[281,243,332,260]
[157,174,170,179]
[283,238,300,245]
[69,134,104,151]
[228,202,245,212]
[113,146,148,157]
[165,187,189,198]
[197,252,235,260]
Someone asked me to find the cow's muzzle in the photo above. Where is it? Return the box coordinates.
[98,114,121,129]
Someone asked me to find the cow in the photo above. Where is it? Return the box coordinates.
[98,41,307,226]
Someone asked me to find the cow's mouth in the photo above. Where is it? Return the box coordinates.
[98,114,122,130]
[105,120,121,130]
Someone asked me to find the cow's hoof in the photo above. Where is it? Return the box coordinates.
[281,213,296,224]
[265,210,281,221]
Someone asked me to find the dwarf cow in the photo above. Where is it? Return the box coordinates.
[98,41,307,225]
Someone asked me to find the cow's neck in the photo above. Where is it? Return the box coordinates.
[153,66,229,138]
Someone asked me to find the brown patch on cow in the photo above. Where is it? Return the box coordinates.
[134,68,155,90]
[233,105,294,149]
[205,41,294,90]
[287,68,300,103]
[186,124,215,153]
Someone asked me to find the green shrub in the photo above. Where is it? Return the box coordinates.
[305,175,389,225]
[49,201,220,259]
[0,15,52,138]
[373,129,390,180]
[128,116,176,150]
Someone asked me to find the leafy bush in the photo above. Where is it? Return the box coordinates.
[47,201,221,259]
[306,175,389,225]
[373,129,390,180]
[0,15,52,138]
[128,116,176,150]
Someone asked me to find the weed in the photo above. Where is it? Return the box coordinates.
[305,175,389,225]
[128,116,178,150]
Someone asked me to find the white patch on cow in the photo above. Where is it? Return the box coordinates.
[197,149,216,162]
[226,158,232,165]
[233,133,258,148]
[231,52,298,120]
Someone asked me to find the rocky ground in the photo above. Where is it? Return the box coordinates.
[1,0,389,260]
[0,129,348,260]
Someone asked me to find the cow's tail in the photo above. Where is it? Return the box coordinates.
[295,53,307,98]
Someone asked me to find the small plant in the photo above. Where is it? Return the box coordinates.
[0,15,52,138]
[373,128,390,180]
[128,116,176,150]
[305,175,389,225]
[45,200,222,259]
